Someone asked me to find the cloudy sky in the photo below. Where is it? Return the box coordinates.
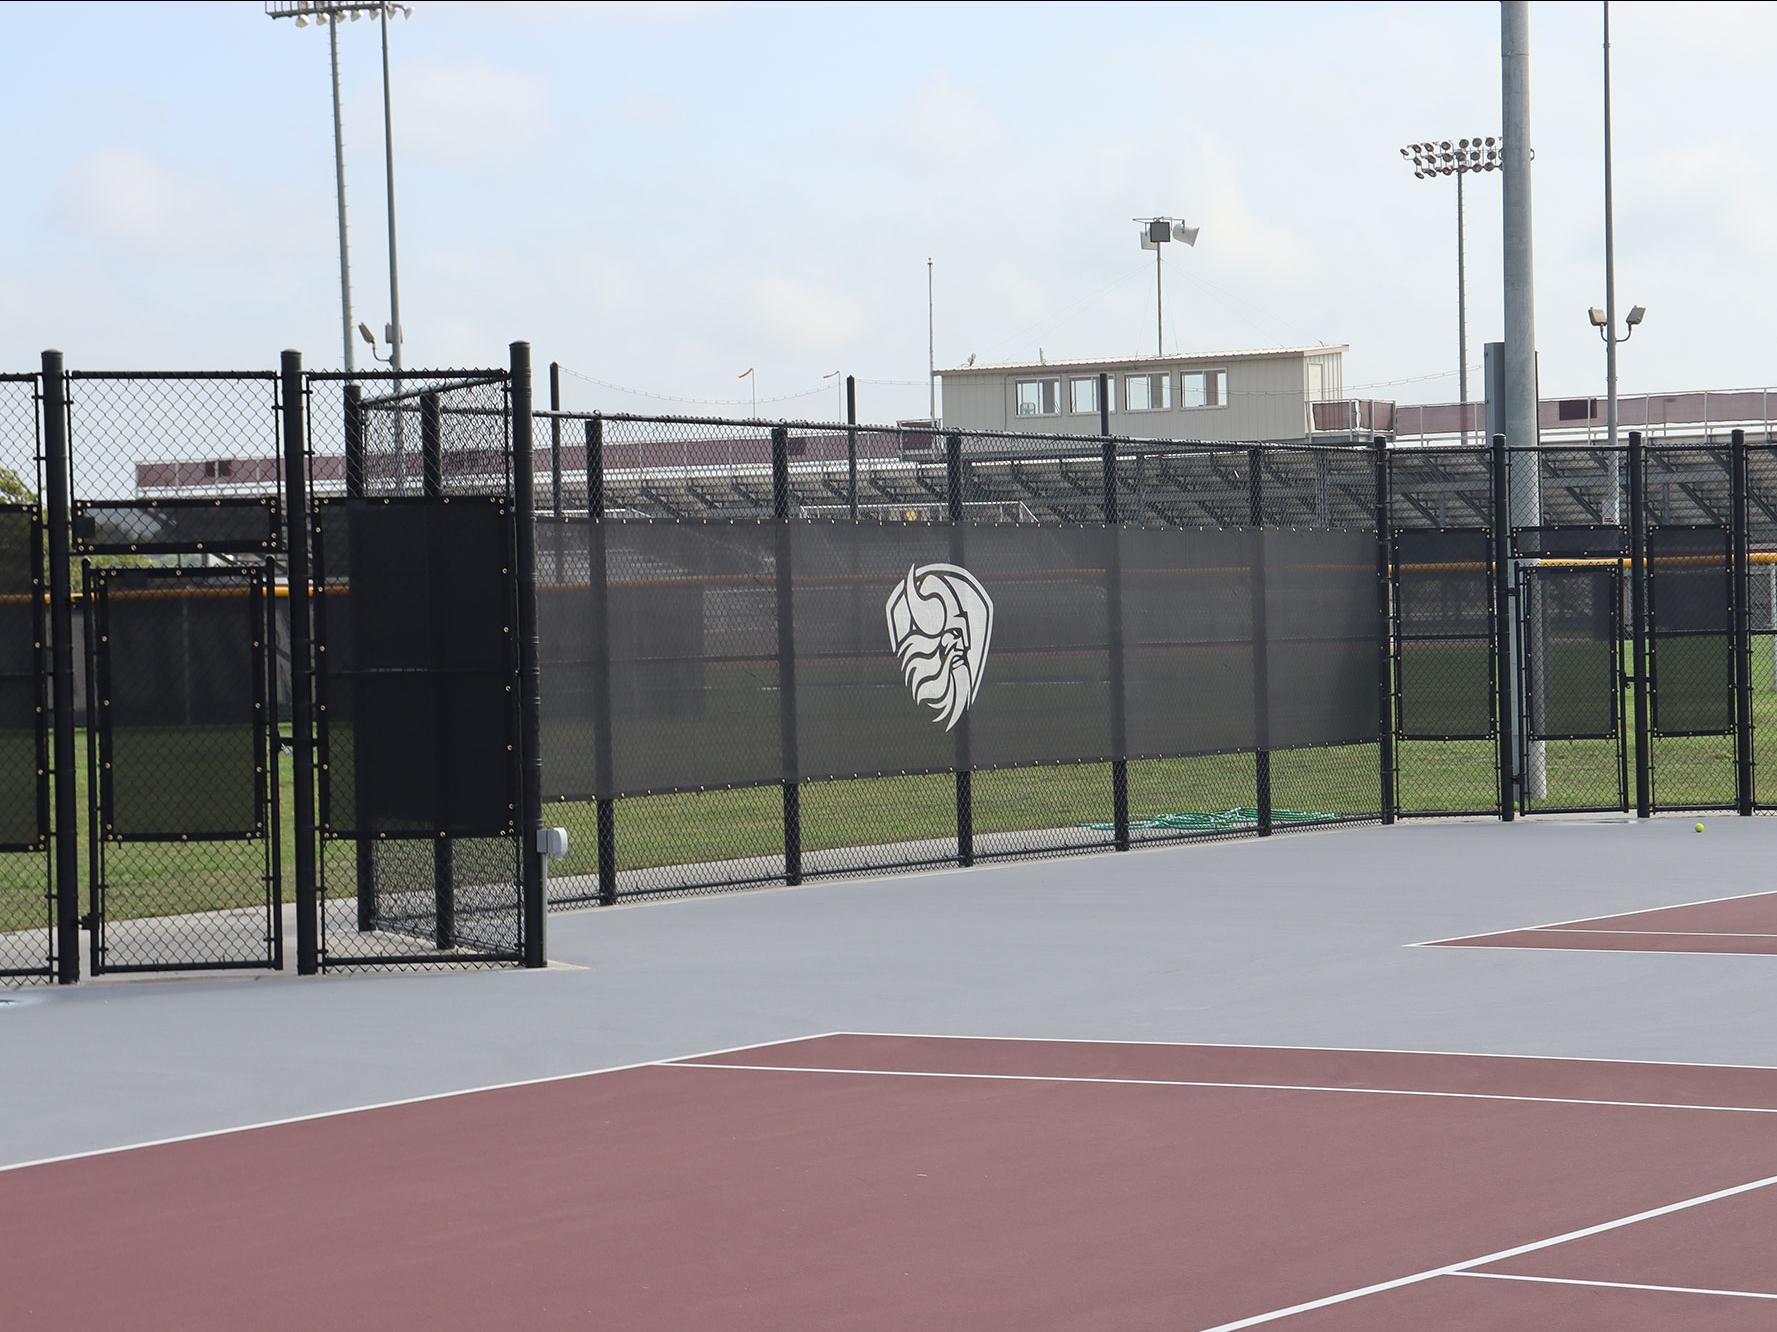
[1,1,1770,423]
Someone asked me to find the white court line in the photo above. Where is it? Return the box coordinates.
[1413,941,1777,960]
[1193,1171,1777,1330]
[665,1061,1777,1116]
[0,1030,846,1176]
[1405,887,1777,948]
[1451,1270,1777,1301]
[819,1030,1777,1073]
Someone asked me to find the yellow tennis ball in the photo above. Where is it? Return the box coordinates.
[1695,822,1706,833]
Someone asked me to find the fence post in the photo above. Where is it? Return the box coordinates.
[510,342,547,968]
[845,375,858,520]
[1628,429,1651,818]
[1732,428,1754,815]
[42,351,79,983]
[279,351,319,976]
[1374,437,1396,825]
[420,391,456,949]
[948,431,973,867]
[1101,373,1129,851]
[548,361,563,520]
[771,424,802,886]
[1247,448,1272,836]
[587,417,617,905]
[1491,432,1516,821]
[344,384,380,926]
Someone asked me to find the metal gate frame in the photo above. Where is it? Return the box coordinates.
[1515,558,1628,816]
[0,502,54,981]
[83,562,282,975]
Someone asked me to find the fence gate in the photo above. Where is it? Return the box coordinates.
[1390,527,1498,815]
[84,564,281,974]
[1647,524,1737,811]
[1516,555,1627,815]
[0,505,52,980]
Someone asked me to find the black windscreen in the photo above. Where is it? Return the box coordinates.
[1120,525,1255,757]
[1525,567,1617,740]
[1264,529,1377,749]
[605,521,780,796]
[792,523,959,782]
[75,498,281,554]
[0,509,40,849]
[101,570,262,839]
[1650,526,1732,736]
[537,520,599,801]
[1395,529,1493,740]
[318,499,517,836]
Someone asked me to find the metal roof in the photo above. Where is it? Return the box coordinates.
[939,346,1347,375]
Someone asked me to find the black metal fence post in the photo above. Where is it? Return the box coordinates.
[548,361,563,520]
[420,391,456,949]
[1247,448,1272,836]
[510,342,547,968]
[344,384,380,926]
[1101,374,1129,851]
[279,351,319,975]
[771,424,802,886]
[1731,428,1754,815]
[42,351,79,983]
[947,431,973,867]
[587,417,617,905]
[1374,437,1396,825]
[845,375,858,521]
[1491,432,1516,821]
[1628,429,1651,819]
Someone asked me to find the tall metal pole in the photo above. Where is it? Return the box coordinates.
[1155,244,1164,357]
[1502,0,1544,800]
[42,351,79,983]
[1456,171,1468,448]
[379,2,402,374]
[511,342,547,968]
[1602,0,1622,528]
[927,258,936,423]
[280,350,319,973]
[328,20,355,372]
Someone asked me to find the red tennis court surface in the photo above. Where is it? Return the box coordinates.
[7,1033,1777,1330]
[1418,889,1777,957]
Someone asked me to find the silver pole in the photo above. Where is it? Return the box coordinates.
[1457,171,1468,448]
[1603,0,1621,524]
[380,2,402,374]
[1502,0,1545,799]
[328,17,355,372]
[927,257,936,423]
[1155,243,1164,357]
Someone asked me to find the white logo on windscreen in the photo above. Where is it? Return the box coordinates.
[885,564,993,731]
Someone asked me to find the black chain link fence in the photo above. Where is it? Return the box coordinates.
[0,373,51,984]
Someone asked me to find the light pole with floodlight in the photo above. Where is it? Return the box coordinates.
[1399,137,1502,446]
[1133,217,1200,357]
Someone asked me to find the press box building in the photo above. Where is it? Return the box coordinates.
[936,346,1354,442]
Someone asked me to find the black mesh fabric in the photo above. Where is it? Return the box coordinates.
[1513,525,1625,557]
[1119,525,1255,757]
[1264,529,1377,749]
[1524,567,1617,740]
[791,523,959,782]
[955,524,1114,768]
[1650,526,1732,736]
[537,517,599,801]
[318,499,518,836]
[0,509,38,849]
[74,498,280,555]
[101,571,262,839]
[1395,529,1493,740]
[605,520,779,796]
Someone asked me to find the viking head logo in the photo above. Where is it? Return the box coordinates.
[885,564,993,731]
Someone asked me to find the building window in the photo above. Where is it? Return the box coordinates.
[1124,372,1171,412]
[1182,368,1228,409]
[1069,377,1106,415]
[1015,378,1061,417]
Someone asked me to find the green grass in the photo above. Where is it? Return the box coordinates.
[7,652,1777,929]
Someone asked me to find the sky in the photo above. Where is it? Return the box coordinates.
[1,0,1772,425]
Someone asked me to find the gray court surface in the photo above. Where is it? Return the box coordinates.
[5,814,1777,1169]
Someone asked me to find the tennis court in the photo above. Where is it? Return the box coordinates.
[6,814,1777,1329]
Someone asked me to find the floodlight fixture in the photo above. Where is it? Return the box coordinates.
[1588,307,1608,327]
[1132,216,1202,356]
[1626,305,1646,326]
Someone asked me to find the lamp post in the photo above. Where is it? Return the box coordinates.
[1591,1,1644,522]
[1132,216,1200,357]
[264,1,415,370]
[1399,137,1502,446]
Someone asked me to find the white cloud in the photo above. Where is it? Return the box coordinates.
[388,58,549,158]
[57,149,240,256]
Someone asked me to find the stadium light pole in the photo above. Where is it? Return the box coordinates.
[263,2,413,370]
[1399,137,1502,447]
[1133,217,1200,357]
[1590,1,1645,524]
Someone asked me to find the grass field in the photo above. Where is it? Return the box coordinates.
[3,647,1777,933]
